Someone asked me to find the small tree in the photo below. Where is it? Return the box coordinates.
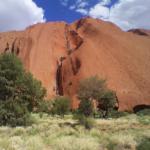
[77,76,106,116]
[77,76,117,118]
[51,96,70,117]
[0,53,46,126]
[21,72,46,112]
[78,76,106,101]
[98,90,117,118]
[36,100,53,114]
[78,99,93,116]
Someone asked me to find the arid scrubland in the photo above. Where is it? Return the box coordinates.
[0,113,149,150]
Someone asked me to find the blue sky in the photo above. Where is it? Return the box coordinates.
[33,0,84,23]
[33,0,118,23]
[0,0,150,32]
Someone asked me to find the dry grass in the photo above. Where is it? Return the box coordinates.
[0,114,149,150]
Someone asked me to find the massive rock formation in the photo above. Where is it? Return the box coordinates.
[0,17,150,111]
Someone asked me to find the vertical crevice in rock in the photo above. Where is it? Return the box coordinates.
[64,24,83,55]
[56,57,66,95]
[4,40,20,55]
[70,57,81,75]
[69,30,83,50]
[11,39,15,53]
[75,18,86,30]
[11,38,20,55]
[55,24,83,96]
[4,43,9,52]
[64,24,72,55]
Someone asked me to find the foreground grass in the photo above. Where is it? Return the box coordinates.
[0,114,149,150]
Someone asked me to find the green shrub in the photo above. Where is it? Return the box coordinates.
[136,137,150,150]
[77,76,118,118]
[0,53,46,126]
[107,141,117,150]
[137,116,150,125]
[0,99,31,127]
[22,72,46,112]
[108,110,129,118]
[77,76,106,117]
[83,117,96,130]
[98,90,117,118]
[77,76,106,101]
[93,110,101,118]
[74,114,96,129]
[36,100,52,114]
[78,99,94,117]
[51,96,71,117]
[136,109,150,116]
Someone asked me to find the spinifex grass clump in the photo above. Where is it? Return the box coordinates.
[136,137,150,150]
[73,114,96,130]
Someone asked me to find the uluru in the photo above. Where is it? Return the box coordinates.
[0,17,150,111]
[1,1,150,149]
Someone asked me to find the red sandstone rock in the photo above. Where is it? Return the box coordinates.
[128,29,150,37]
[0,17,150,111]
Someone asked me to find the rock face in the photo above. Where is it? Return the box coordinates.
[0,17,150,111]
[128,29,150,37]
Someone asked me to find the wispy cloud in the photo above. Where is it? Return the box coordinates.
[60,0,69,6]
[76,8,88,15]
[60,0,89,15]
[100,0,111,6]
[76,0,89,8]
[69,0,89,13]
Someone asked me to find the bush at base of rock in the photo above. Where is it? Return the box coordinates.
[50,96,71,117]
[0,99,32,127]
[0,53,46,127]
[77,76,118,118]
[36,100,53,114]
[136,108,150,116]
[107,110,130,118]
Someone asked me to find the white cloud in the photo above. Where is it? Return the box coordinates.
[109,0,150,30]
[69,5,76,10]
[66,0,150,30]
[0,0,45,32]
[100,0,111,6]
[88,0,150,30]
[76,8,88,15]
[61,0,89,15]
[76,0,88,8]
[70,0,89,15]
[60,0,69,6]
[89,4,110,19]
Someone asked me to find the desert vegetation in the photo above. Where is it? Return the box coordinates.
[77,76,117,118]
[0,53,149,150]
[0,113,149,150]
[0,53,46,126]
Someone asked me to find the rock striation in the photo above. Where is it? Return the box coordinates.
[0,17,150,111]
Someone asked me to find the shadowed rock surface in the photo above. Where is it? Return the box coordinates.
[128,29,150,37]
[0,17,150,111]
